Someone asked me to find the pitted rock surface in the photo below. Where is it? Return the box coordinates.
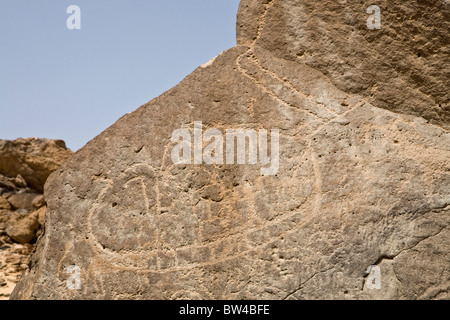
[12,0,449,300]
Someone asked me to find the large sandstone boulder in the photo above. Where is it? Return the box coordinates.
[11,0,449,300]
[0,138,73,192]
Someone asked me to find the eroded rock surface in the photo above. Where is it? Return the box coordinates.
[11,0,449,300]
[237,0,449,128]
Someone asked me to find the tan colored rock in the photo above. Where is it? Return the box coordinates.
[0,211,10,231]
[0,240,33,300]
[11,175,27,189]
[32,195,45,210]
[11,0,449,300]
[0,138,73,192]
[0,174,16,191]
[0,197,11,211]
[6,212,40,245]
[7,193,41,212]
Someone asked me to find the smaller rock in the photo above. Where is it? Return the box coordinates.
[1,192,14,199]
[32,195,45,209]
[0,197,11,210]
[5,211,40,244]
[7,193,40,212]
[0,174,17,191]
[11,175,27,189]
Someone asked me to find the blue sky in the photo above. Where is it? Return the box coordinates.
[0,0,240,151]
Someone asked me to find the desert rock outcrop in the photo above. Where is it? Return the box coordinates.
[11,0,449,300]
[0,138,72,299]
[0,138,73,193]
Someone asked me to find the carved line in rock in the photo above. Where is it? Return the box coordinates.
[55,159,446,298]
[75,45,371,275]
[55,89,440,294]
[51,0,450,293]
[236,0,342,121]
[246,51,342,116]
[235,53,369,228]
[82,160,316,272]
[236,53,336,121]
[79,156,428,272]
[234,0,373,228]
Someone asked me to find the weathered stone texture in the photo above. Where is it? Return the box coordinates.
[237,0,449,128]
[11,0,449,300]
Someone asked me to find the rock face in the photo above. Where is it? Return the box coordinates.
[5,211,41,245]
[12,0,449,300]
